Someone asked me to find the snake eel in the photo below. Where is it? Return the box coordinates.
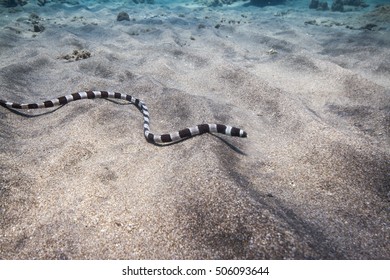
[0,90,247,144]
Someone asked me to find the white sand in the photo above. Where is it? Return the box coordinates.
[0,1,389,259]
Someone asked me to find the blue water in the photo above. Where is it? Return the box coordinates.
[1,0,390,24]
[1,0,390,9]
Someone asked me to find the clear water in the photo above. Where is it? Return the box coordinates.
[1,0,389,9]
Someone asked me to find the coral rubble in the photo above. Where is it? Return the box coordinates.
[117,11,130,22]
[196,0,238,7]
[58,50,91,61]
[0,0,27,7]
[309,0,329,10]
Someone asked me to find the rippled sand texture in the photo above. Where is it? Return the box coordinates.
[0,1,389,259]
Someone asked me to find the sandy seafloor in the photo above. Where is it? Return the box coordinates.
[0,0,389,259]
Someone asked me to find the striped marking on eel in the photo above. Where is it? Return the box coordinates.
[0,90,247,144]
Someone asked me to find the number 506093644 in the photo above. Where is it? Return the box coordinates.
[215,267,269,276]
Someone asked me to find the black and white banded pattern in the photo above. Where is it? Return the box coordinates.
[0,90,247,144]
